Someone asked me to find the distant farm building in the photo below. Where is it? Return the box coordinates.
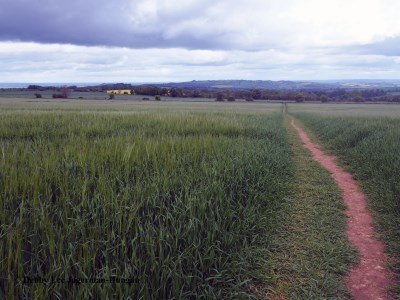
[106,90,134,95]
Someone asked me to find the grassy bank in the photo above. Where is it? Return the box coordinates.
[0,109,293,298]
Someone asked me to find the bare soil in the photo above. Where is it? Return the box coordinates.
[291,119,393,300]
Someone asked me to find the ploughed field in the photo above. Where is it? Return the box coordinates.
[0,98,399,298]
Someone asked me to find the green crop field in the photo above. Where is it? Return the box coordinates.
[0,99,295,298]
[290,103,400,297]
[0,98,399,298]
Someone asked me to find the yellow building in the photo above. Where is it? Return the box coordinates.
[106,90,133,95]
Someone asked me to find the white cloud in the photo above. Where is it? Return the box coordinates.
[1,41,400,82]
[122,0,400,50]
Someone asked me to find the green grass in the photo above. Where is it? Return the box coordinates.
[262,117,355,299]
[291,111,400,297]
[0,107,294,298]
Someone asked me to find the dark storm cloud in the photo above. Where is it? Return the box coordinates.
[0,0,150,47]
[0,0,232,49]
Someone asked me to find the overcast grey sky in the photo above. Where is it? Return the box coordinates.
[1,0,400,82]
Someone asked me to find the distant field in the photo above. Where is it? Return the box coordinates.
[0,89,216,102]
[289,102,400,117]
[0,97,281,115]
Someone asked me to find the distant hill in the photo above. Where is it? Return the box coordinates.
[153,79,400,90]
[6,79,400,92]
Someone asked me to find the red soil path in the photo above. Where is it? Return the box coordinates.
[291,119,393,300]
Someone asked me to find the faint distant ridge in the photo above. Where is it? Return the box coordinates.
[2,79,400,91]
[152,79,400,90]
[0,82,104,89]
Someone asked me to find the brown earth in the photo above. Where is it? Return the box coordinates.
[291,119,393,300]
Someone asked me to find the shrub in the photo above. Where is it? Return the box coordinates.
[34,93,42,98]
[109,94,115,100]
[155,95,161,101]
[215,92,224,102]
[60,86,71,99]
[295,94,305,103]
[319,95,330,103]
[227,96,235,102]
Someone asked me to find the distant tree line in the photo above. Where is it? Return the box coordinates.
[25,84,400,103]
[118,85,400,102]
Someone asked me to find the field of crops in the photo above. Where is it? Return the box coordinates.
[291,104,400,296]
[1,99,399,298]
[0,100,295,298]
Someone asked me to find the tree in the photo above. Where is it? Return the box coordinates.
[60,86,71,98]
[191,90,201,98]
[319,95,330,103]
[215,92,224,101]
[34,93,42,98]
[109,94,115,100]
[160,88,169,96]
[250,89,262,100]
[155,95,161,101]
[170,88,179,97]
[227,96,235,102]
[295,93,305,103]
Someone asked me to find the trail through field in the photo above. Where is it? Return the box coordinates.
[290,119,393,300]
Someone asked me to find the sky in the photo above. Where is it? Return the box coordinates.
[0,0,400,83]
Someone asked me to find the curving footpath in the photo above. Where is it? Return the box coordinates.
[291,119,393,300]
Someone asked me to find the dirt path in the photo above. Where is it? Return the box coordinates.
[291,119,393,300]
